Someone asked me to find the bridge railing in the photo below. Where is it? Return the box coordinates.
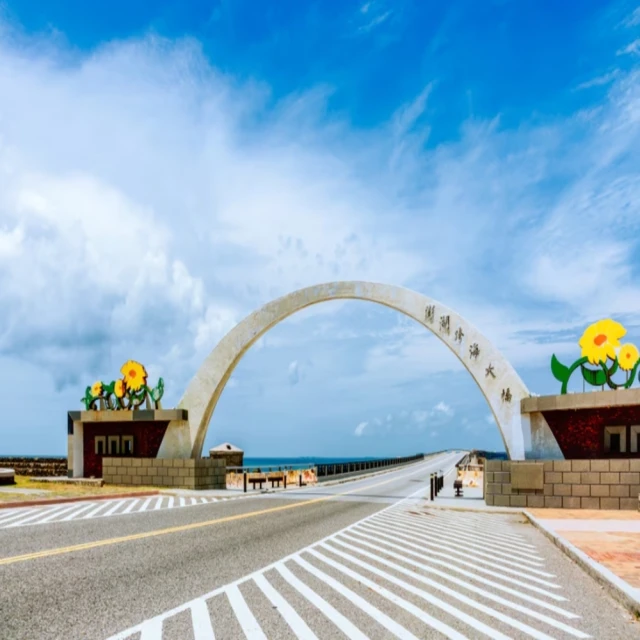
[315,453,424,480]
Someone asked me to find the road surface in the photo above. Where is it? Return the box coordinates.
[0,452,637,639]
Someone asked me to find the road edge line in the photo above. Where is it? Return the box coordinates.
[523,510,640,619]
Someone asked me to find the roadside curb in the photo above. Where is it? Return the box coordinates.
[0,490,160,509]
[523,510,640,619]
[422,503,522,514]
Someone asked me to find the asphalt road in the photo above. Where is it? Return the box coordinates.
[0,452,638,640]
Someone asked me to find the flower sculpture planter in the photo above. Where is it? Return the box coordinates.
[81,360,164,410]
[551,319,640,394]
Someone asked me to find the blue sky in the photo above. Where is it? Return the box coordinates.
[0,0,639,457]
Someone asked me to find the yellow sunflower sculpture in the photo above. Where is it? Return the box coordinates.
[90,381,103,397]
[618,343,640,371]
[120,360,148,391]
[578,319,626,365]
[114,378,126,398]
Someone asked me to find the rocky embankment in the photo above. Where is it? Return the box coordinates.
[0,457,67,477]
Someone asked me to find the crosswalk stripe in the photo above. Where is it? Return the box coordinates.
[367,516,560,585]
[326,539,589,640]
[0,508,38,525]
[293,555,423,640]
[226,584,267,640]
[307,548,476,640]
[253,573,319,639]
[139,616,163,640]
[60,502,98,521]
[340,531,579,619]
[38,502,84,523]
[82,501,116,519]
[179,497,186,507]
[5,504,70,527]
[167,497,174,509]
[310,546,507,640]
[153,497,164,510]
[139,497,154,512]
[123,499,140,514]
[189,498,197,506]
[358,520,564,597]
[422,509,533,546]
[275,562,369,640]
[375,512,555,577]
[190,599,215,640]
[387,512,545,563]
[0,508,22,523]
[414,511,538,551]
[103,500,127,517]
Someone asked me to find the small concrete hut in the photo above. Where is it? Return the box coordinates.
[209,443,244,468]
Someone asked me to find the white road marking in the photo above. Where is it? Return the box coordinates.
[358,520,564,597]
[339,531,579,619]
[104,453,592,640]
[275,563,369,640]
[139,617,163,640]
[123,499,140,514]
[293,555,424,640]
[322,540,563,640]
[190,599,215,640]
[5,504,70,528]
[60,502,98,521]
[138,497,154,512]
[0,493,248,529]
[390,511,545,563]
[226,584,267,640]
[376,512,556,577]
[38,503,85,523]
[103,500,127,517]
[0,508,22,523]
[82,501,116,519]
[253,573,319,639]
[0,507,46,525]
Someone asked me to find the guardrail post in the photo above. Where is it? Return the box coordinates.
[243,472,247,493]
[430,474,434,501]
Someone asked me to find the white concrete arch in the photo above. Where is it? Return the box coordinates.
[178,281,531,460]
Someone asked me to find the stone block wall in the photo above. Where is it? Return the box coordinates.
[0,457,67,477]
[102,457,226,490]
[485,459,640,510]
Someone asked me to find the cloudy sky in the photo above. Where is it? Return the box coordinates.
[0,0,639,458]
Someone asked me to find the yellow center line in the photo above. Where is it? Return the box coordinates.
[0,462,433,566]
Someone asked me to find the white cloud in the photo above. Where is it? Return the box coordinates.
[0,16,639,456]
[486,413,495,424]
[288,361,300,385]
[0,27,427,390]
[576,70,620,90]
[434,401,452,416]
[617,38,640,55]
[411,410,429,424]
[623,7,640,27]
[354,421,368,436]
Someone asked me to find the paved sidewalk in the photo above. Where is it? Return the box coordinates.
[529,508,640,601]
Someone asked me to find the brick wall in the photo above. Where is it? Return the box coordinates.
[102,457,226,490]
[485,459,640,510]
